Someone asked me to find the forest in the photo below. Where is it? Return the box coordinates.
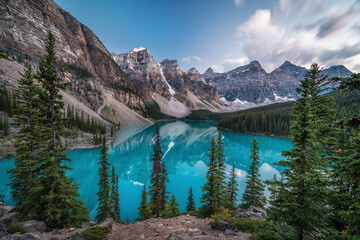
[218,91,360,136]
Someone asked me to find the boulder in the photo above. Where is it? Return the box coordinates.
[20,233,37,240]
[0,206,14,217]
[246,206,267,219]
[225,229,237,236]
[235,206,267,220]
[23,220,46,232]
[97,218,114,229]
[0,212,19,227]
[70,232,84,240]
[166,233,183,240]
[81,222,90,228]
[216,220,232,231]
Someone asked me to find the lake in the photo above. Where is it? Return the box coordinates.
[0,120,292,222]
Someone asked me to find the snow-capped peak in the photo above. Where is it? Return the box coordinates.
[131,46,146,52]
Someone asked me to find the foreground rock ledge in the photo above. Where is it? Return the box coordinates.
[24,215,250,240]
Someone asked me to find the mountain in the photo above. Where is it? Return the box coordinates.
[112,49,220,118]
[0,0,151,126]
[204,60,353,104]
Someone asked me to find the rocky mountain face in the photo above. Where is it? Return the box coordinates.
[0,0,151,125]
[112,47,171,102]
[112,49,220,117]
[204,60,353,103]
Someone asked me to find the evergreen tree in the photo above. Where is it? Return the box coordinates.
[23,32,89,228]
[240,137,266,209]
[149,123,168,217]
[137,185,152,221]
[110,166,120,222]
[96,136,112,223]
[186,187,196,212]
[163,194,180,218]
[226,165,239,210]
[330,74,360,236]
[8,65,41,215]
[215,130,227,206]
[268,63,332,239]
[200,136,221,216]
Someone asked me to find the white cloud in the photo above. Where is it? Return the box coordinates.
[181,56,202,63]
[233,0,244,7]
[230,0,360,72]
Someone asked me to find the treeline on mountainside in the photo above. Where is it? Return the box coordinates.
[63,105,108,144]
[218,90,360,136]
[0,85,17,117]
[0,78,111,142]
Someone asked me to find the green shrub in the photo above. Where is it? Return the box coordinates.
[210,206,232,221]
[0,50,14,61]
[6,220,28,234]
[81,226,110,240]
[250,222,296,240]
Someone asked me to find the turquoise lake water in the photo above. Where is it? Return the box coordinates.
[0,120,292,222]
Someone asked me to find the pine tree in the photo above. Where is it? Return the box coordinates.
[8,65,41,215]
[23,32,89,228]
[200,136,221,216]
[96,136,112,223]
[240,137,266,209]
[215,130,227,207]
[330,72,360,236]
[149,123,168,217]
[226,165,239,211]
[111,166,120,222]
[268,64,332,240]
[186,187,196,212]
[163,194,180,218]
[137,185,152,221]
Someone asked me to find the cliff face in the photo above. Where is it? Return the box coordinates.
[204,60,353,103]
[112,49,220,117]
[0,0,149,124]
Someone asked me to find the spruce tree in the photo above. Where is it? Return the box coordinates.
[330,73,360,236]
[149,123,168,217]
[215,130,227,207]
[226,165,239,210]
[186,187,196,212]
[24,32,89,228]
[163,194,180,218]
[111,166,120,222]
[8,65,41,215]
[96,136,112,223]
[268,64,332,240]
[240,137,266,209]
[200,136,221,216]
[137,185,152,221]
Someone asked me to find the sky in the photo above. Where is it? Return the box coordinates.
[54,0,360,73]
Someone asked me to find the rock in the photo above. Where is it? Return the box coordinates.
[0,206,14,217]
[69,227,76,232]
[81,222,90,228]
[0,212,19,227]
[225,229,237,236]
[23,220,46,232]
[0,223,8,239]
[166,233,183,240]
[235,206,267,220]
[188,228,199,233]
[20,233,37,240]
[97,218,114,229]
[246,206,267,219]
[216,220,232,231]
[70,232,84,240]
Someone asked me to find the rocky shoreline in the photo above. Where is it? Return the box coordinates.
[0,202,271,240]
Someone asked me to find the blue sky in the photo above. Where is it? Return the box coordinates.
[54,0,360,73]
